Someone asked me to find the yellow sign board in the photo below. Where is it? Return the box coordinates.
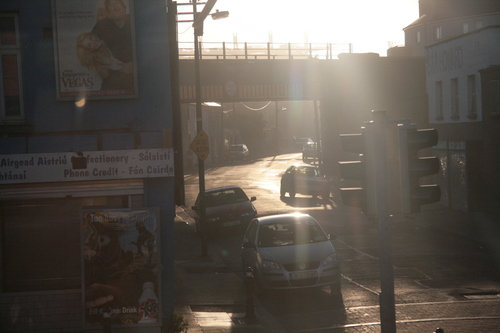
[190,130,210,161]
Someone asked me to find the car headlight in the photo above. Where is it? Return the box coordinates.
[207,216,220,222]
[322,253,337,266]
[262,259,280,271]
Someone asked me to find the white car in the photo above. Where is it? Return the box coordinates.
[241,213,340,293]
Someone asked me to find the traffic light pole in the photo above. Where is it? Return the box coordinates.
[372,110,396,333]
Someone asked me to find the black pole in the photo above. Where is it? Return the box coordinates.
[244,267,256,322]
[193,0,208,257]
[167,0,185,206]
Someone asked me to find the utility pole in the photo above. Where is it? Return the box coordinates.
[372,110,396,333]
[167,0,185,206]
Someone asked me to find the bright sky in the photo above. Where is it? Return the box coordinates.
[177,0,420,56]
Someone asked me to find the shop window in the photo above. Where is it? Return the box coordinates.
[435,81,443,120]
[451,78,459,120]
[0,13,24,124]
[467,75,477,119]
[1,200,81,292]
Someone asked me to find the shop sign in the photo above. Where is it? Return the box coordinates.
[82,208,160,326]
[0,148,174,185]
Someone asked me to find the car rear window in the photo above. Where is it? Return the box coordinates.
[205,188,249,207]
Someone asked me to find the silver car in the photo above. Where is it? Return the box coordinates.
[241,213,340,292]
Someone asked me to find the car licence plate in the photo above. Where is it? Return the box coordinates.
[291,271,317,280]
[223,220,241,227]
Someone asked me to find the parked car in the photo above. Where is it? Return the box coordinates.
[280,164,332,199]
[294,137,314,151]
[192,186,257,233]
[302,142,318,162]
[241,213,340,292]
[228,144,250,162]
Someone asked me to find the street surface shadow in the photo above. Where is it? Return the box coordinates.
[280,195,334,210]
[258,287,347,331]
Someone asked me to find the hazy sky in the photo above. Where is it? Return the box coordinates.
[177,0,420,56]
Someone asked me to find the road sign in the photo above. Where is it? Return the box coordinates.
[190,130,210,161]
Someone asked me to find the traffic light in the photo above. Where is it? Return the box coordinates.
[339,125,376,215]
[398,124,441,214]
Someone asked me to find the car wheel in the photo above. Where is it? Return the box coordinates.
[289,189,296,198]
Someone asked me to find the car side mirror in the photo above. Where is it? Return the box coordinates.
[250,196,256,202]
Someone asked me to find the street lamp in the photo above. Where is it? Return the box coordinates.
[191,0,228,257]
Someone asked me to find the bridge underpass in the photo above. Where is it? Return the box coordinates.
[175,54,428,181]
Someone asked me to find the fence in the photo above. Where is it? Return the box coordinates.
[178,41,353,60]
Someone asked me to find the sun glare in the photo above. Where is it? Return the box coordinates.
[184,0,419,56]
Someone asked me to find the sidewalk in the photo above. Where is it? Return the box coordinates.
[174,206,285,333]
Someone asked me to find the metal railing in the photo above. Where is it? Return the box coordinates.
[178,41,353,60]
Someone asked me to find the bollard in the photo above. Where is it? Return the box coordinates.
[244,267,256,322]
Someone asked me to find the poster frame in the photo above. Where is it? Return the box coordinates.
[80,207,161,328]
[52,0,139,100]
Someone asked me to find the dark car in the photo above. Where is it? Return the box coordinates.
[228,144,250,162]
[192,186,257,233]
[280,164,332,199]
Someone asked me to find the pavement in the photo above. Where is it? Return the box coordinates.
[173,205,500,333]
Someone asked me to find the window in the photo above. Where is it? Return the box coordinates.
[416,30,421,43]
[435,81,443,120]
[451,78,459,120]
[490,80,500,116]
[467,75,477,119]
[436,26,442,39]
[0,13,24,124]
[462,23,469,34]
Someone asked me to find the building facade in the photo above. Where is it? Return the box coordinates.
[0,1,175,332]
[400,0,500,213]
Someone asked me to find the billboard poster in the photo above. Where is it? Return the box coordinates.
[82,208,160,327]
[53,0,138,100]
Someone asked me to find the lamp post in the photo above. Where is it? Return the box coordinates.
[191,0,226,257]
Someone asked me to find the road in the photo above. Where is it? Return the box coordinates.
[183,153,500,332]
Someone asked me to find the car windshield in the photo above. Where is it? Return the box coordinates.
[258,219,328,247]
[204,188,249,207]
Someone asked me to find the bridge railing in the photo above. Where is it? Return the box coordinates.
[178,42,353,60]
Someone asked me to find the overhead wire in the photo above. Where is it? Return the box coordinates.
[238,101,272,111]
